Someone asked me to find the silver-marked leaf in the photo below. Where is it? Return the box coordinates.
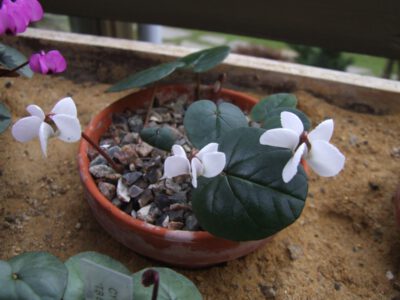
[184,100,248,149]
[0,43,33,78]
[64,251,131,300]
[251,93,297,122]
[192,127,308,241]
[132,267,202,300]
[107,60,185,92]
[262,107,311,131]
[140,126,178,151]
[0,252,67,300]
[0,102,11,134]
[179,46,230,73]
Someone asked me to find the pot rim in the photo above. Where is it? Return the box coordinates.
[78,84,259,243]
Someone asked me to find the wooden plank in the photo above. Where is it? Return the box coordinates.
[39,0,400,58]
[5,28,400,114]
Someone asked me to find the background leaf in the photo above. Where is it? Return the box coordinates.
[184,100,248,149]
[107,60,185,92]
[63,251,131,300]
[140,126,178,151]
[179,46,230,73]
[0,102,11,134]
[261,107,311,131]
[192,127,308,241]
[132,267,202,300]
[251,93,297,122]
[0,252,67,300]
[0,43,33,78]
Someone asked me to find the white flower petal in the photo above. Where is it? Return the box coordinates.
[51,114,81,142]
[200,152,226,178]
[171,144,187,158]
[26,104,45,120]
[191,157,203,188]
[259,128,300,151]
[281,111,304,136]
[38,123,55,157]
[11,116,42,142]
[51,97,77,117]
[196,143,219,161]
[163,156,190,178]
[308,119,334,142]
[307,140,345,177]
[282,143,306,183]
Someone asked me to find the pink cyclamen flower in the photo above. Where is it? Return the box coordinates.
[29,50,67,74]
[0,0,43,35]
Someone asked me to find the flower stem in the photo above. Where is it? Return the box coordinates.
[81,132,123,173]
[144,85,158,126]
[142,269,159,300]
[213,73,226,100]
[0,61,29,77]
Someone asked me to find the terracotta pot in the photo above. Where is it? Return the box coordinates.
[395,185,400,228]
[78,85,270,268]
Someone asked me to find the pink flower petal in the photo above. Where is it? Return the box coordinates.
[45,50,67,73]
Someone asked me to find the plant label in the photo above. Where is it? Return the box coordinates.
[80,258,133,300]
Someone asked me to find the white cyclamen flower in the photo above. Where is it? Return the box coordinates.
[259,111,345,183]
[12,97,81,157]
[163,143,226,188]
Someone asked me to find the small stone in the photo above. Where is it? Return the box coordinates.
[165,179,182,193]
[368,182,380,191]
[121,132,139,145]
[115,144,138,165]
[122,172,143,186]
[138,189,153,207]
[90,155,107,167]
[287,244,303,260]
[98,182,116,200]
[144,168,161,184]
[99,138,115,148]
[5,215,16,223]
[137,205,151,221]
[184,214,200,231]
[90,165,117,179]
[128,185,144,198]
[334,282,341,291]
[259,284,276,299]
[117,179,130,203]
[136,142,153,157]
[391,147,400,158]
[168,192,187,203]
[128,115,143,132]
[111,198,124,208]
[168,221,184,230]
[386,270,395,280]
[170,203,191,211]
[156,214,169,227]
[131,210,137,218]
[154,194,174,211]
[75,222,82,230]
[107,146,122,158]
[168,209,185,222]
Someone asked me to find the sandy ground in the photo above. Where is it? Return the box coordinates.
[1,75,400,300]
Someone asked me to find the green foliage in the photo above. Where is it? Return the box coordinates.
[108,46,231,92]
[251,93,297,122]
[261,107,311,131]
[192,127,308,241]
[0,252,68,300]
[289,44,353,71]
[140,126,178,151]
[132,268,202,300]
[0,43,33,78]
[184,100,248,149]
[63,252,131,300]
[0,102,11,134]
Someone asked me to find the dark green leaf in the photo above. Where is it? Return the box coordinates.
[251,93,297,122]
[0,252,68,300]
[179,46,230,73]
[140,126,178,151]
[0,102,11,134]
[132,268,202,300]
[192,127,308,241]
[184,100,248,149]
[64,251,131,300]
[0,43,33,78]
[261,107,311,131]
[107,60,185,92]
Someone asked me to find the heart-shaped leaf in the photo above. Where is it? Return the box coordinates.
[0,102,11,134]
[132,267,202,300]
[0,43,33,78]
[192,127,308,241]
[0,252,67,300]
[63,251,131,300]
[140,126,178,151]
[251,93,297,122]
[107,60,185,92]
[179,46,230,73]
[261,107,310,131]
[184,100,248,149]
